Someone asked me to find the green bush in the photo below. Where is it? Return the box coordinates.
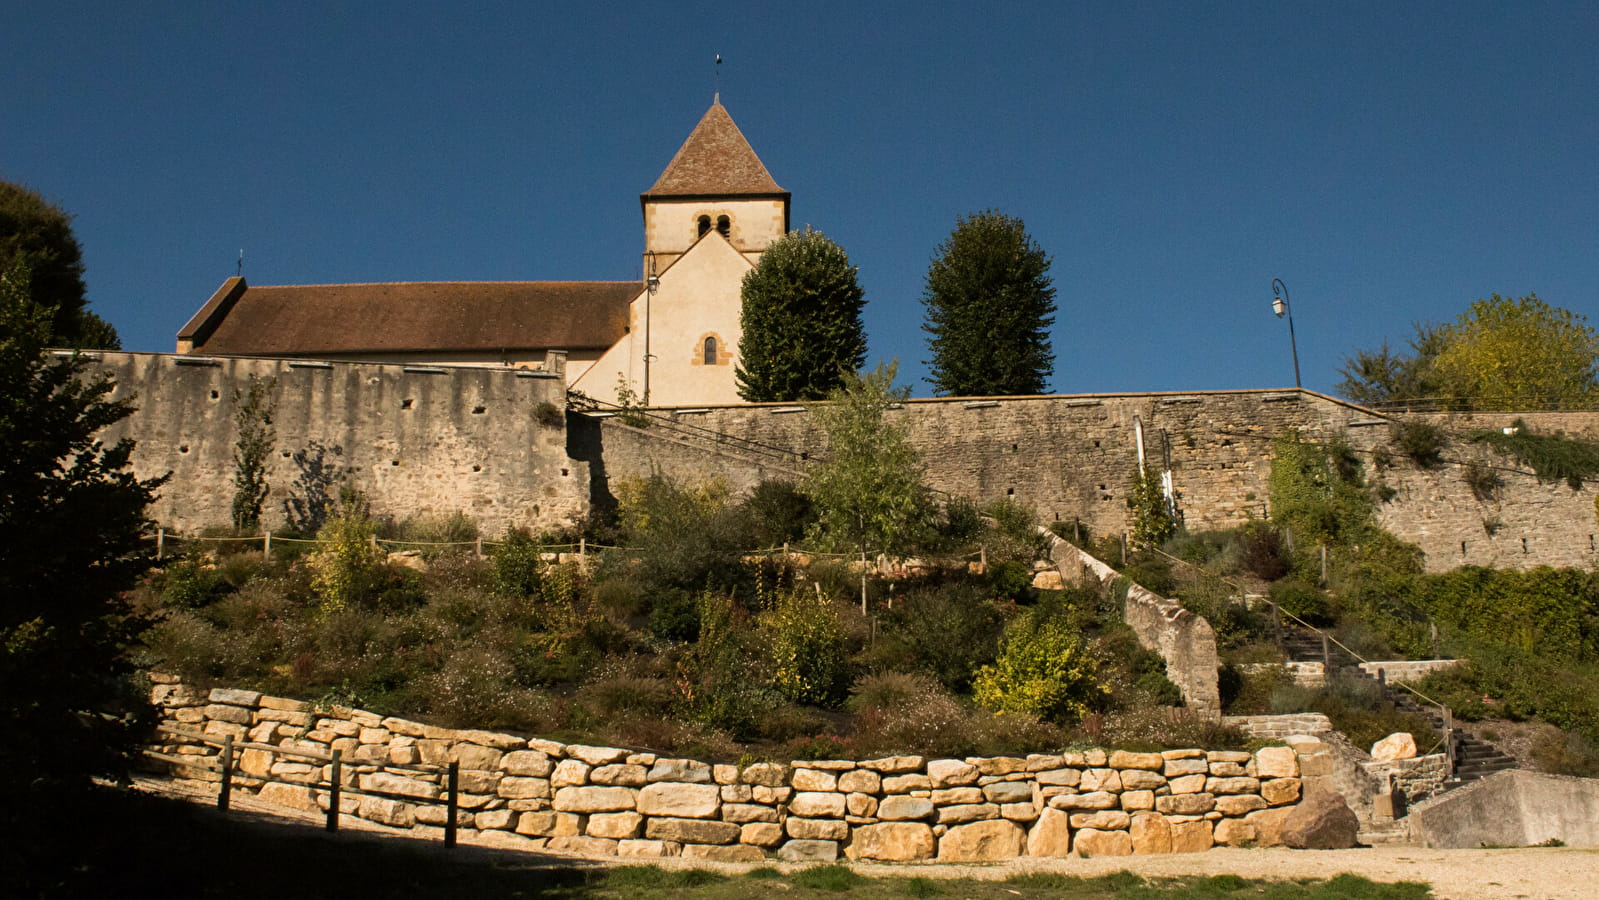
[159,553,230,609]
[742,480,815,548]
[1238,522,1290,581]
[760,585,848,707]
[1390,420,1446,468]
[869,580,1003,693]
[981,498,1050,566]
[490,528,543,598]
[973,607,1108,723]
[1270,670,1438,753]
[1126,468,1178,547]
[987,560,1035,603]
[308,506,386,614]
[1268,431,1374,546]
[1269,578,1330,625]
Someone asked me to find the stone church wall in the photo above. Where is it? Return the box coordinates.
[88,352,588,538]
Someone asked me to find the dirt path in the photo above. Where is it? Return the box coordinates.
[137,777,1595,899]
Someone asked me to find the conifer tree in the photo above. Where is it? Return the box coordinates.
[736,228,867,402]
[922,211,1055,396]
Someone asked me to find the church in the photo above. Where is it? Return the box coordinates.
[174,101,789,407]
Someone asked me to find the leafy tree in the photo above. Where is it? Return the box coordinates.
[973,605,1108,723]
[735,227,867,402]
[922,210,1056,396]
[0,260,163,797]
[803,362,934,557]
[1338,294,1597,410]
[0,179,119,348]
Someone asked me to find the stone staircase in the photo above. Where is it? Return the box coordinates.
[1277,624,1516,793]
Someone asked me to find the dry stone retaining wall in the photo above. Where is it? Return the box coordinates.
[150,677,1308,861]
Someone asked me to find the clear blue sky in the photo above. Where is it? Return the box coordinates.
[5,2,1596,398]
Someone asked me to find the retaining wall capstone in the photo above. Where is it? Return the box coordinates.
[148,676,1309,861]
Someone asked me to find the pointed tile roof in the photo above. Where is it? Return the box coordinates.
[643,102,787,199]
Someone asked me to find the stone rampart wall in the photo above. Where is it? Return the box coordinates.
[1357,660,1460,685]
[149,677,1307,862]
[88,352,587,537]
[1049,535,1220,713]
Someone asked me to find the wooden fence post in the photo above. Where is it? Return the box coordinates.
[217,735,234,811]
[156,527,165,561]
[475,537,483,558]
[327,749,342,832]
[264,531,272,559]
[445,762,460,849]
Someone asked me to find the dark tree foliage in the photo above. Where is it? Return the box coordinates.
[735,227,867,402]
[922,210,1056,396]
[0,179,120,349]
[0,261,164,798]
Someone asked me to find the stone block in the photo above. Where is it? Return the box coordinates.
[238,748,273,777]
[361,772,440,800]
[713,764,738,785]
[547,835,618,857]
[1069,810,1130,830]
[497,777,551,800]
[646,817,741,845]
[1121,790,1155,811]
[720,784,752,803]
[1001,802,1037,821]
[517,811,582,837]
[859,756,925,773]
[1280,791,1358,849]
[566,745,628,766]
[1213,818,1257,846]
[848,822,936,861]
[415,805,473,828]
[1208,761,1248,777]
[786,817,848,841]
[586,811,643,839]
[1049,791,1118,810]
[550,759,591,787]
[1035,768,1081,787]
[927,759,979,787]
[451,743,504,771]
[882,774,931,793]
[637,782,719,818]
[971,756,1028,776]
[617,839,676,858]
[203,704,253,725]
[456,729,525,751]
[789,791,847,818]
[358,796,415,828]
[1215,795,1267,817]
[258,694,308,712]
[1163,758,1209,777]
[838,769,881,794]
[931,787,984,805]
[1170,819,1214,853]
[474,809,516,830]
[937,819,1024,861]
[1168,774,1207,794]
[152,684,204,707]
[936,803,998,825]
[1119,769,1166,791]
[1025,807,1072,857]
[680,844,765,862]
[791,768,839,792]
[256,781,318,812]
[778,839,838,861]
[501,750,554,777]
[847,792,877,817]
[553,786,638,814]
[876,796,935,821]
[1371,732,1418,761]
[458,770,502,794]
[723,803,779,824]
[982,781,1032,804]
[1206,776,1261,795]
[740,822,785,847]
[1155,793,1215,815]
[209,687,262,707]
[1130,812,1171,854]
[591,764,647,786]
[647,758,712,783]
[751,786,792,804]
[1244,806,1292,847]
[738,762,790,786]
[1109,751,1165,770]
[1073,827,1132,857]
[1254,746,1299,778]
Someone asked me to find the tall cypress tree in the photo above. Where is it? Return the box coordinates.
[736,228,867,402]
[922,211,1055,396]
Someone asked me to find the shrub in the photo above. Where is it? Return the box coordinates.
[308,504,386,614]
[982,498,1050,566]
[1269,578,1330,625]
[987,560,1035,604]
[1126,468,1178,547]
[1470,420,1599,489]
[1462,460,1502,501]
[760,585,848,707]
[1390,420,1446,468]
[1530,729,1599,778]
[870,580,1003,693]
[1268,431,1374,546]
[1098,708,1249,751]
[1238,522,1290,581]
[616,474,754,596]
[742,480,815,548]
[973,608,1108,723]
[384,512,478,555]
[491,528,543,598]
[159,552,230,609]
[1270,670,1438,752]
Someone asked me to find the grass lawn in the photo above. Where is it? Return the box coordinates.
[9,787,1430,900]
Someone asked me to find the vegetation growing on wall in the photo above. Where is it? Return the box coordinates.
[230,376,276,532]
[1469,419,1599,489]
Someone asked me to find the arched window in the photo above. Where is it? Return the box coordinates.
[716,215,731,238]
[697,215,712,238]
[703,336,718,366]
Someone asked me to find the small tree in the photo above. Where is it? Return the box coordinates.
[803,362,934,559]
[230,376,276,532]
[973,607,1107,723]
[761,584,847,706]
[922,210,1055,396]
[1127,468,1177,547]
[736,227,867,402]
[308,494,385,615]
[0,260,163,798]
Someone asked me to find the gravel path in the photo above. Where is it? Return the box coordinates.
[137,777,1595,899]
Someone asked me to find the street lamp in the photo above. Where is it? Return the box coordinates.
[1271,278,1301,389]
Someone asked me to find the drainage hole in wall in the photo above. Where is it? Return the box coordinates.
[1011,443,1018,452]
[1006,487,1015,495]
[209,390,219,399]
[561,468,569,477]
[472,405,485,414]
[281,450,291,457]
[1093,440,1100,448]
[391,460,400,466]
[401,399,413,410]
[472,465,481,472]
[179,445,189,454]
[1098,484,1106,490]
